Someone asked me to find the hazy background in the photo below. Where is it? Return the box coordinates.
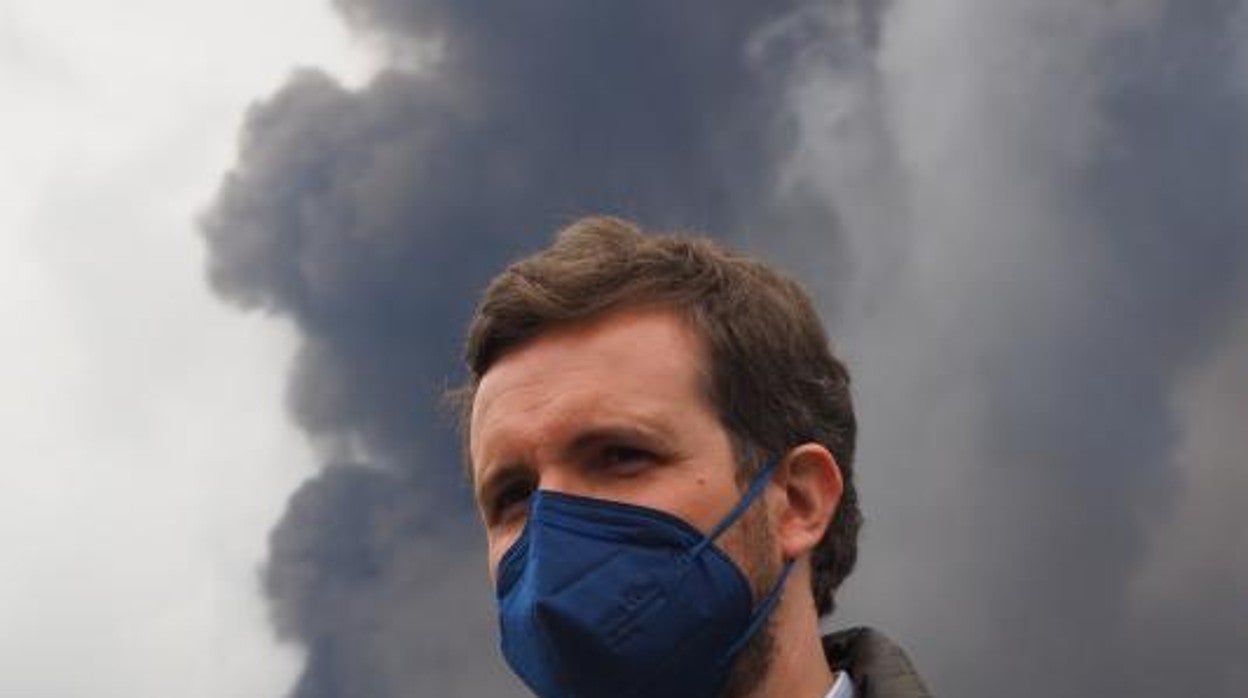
[4,2,1246,698]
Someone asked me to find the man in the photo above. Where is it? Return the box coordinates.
[454,216,932,698]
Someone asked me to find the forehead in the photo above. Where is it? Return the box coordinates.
[468,309,711,469]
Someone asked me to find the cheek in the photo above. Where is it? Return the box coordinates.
[715,503,779,594]
[678,470,742,534]
[485,528,523,584]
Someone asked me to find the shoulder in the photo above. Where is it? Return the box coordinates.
[822,627,934,698]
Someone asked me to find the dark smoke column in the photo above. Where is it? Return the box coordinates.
[199,2,846,696]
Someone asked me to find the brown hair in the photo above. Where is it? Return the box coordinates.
[455,216,860,617]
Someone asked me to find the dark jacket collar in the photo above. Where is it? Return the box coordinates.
[823,627,933,698]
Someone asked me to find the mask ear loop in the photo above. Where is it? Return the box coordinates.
[686,455,797,668]
[689,455,783,559]
[719,558,795,665]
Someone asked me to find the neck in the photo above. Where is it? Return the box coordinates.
[746,567,834,698]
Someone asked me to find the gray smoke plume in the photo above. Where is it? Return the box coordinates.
[200,1,1248,697]
[780,2,1248,697]
[201,1,840,696]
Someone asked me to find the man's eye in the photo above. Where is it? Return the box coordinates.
[491,481,534,521]
[597,445,654,470]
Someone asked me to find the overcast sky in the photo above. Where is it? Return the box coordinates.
[1,2,374,696]
[4,3,1247,698]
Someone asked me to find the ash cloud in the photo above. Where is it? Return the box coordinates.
[201,1,842,696]
[201,1,1248,697]
[782,2,1248,697]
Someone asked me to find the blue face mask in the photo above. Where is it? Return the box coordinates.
[495,457,793,698]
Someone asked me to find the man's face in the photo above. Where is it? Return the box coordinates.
[468,307,770,585]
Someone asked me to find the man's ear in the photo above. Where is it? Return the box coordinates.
[772,443,843,561]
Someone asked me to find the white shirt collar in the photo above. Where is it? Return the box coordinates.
[824,670,855,698]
